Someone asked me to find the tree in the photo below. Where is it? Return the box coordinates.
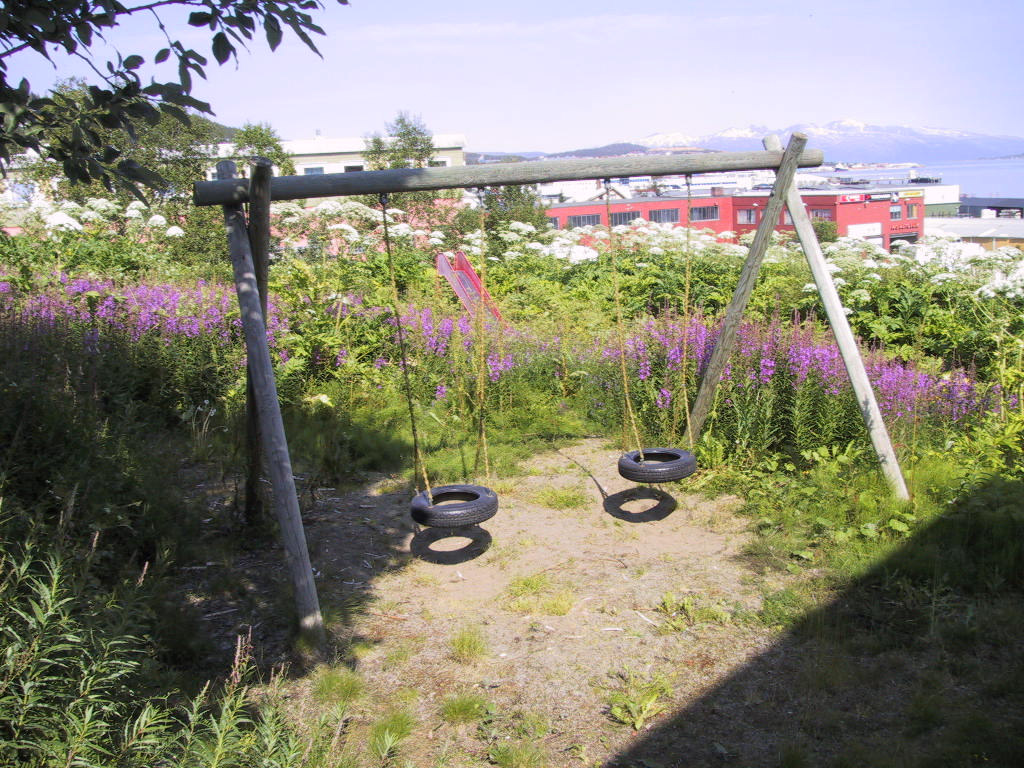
[363,112,436,171]
[362,112,456,227]
[232,122,295,176]
[0,1,347,195]
[20,79,228,206]
[812,218,839,243]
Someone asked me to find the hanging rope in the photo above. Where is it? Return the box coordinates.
[472,187,492,477]
[680,173,696,449]
[603,179,644,458]
[379,193,433,501]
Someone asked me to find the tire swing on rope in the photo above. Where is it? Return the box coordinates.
[617,447,697,484]
[601,178,699,487]
[377,194,499,537]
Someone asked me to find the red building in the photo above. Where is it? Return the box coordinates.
[546,187,925,250]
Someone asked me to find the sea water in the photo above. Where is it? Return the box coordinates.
[829,157,1024,198]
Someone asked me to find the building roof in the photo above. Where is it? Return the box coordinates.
[282,134,466,156]
[212,134,467,159]
[959,196,1024,208]
[925,217,1024,240]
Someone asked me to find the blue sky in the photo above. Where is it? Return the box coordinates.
[10,0,1024,152]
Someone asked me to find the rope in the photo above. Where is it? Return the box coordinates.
[603,179,644,458]
[379,193,433,501]
[472,188,492,477]
[680,174,696,449]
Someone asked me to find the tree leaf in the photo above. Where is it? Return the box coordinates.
[212,32,232,65]
[155,48,170,64]
[264,15,282,50]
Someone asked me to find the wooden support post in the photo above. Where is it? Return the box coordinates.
[686,133,808,442]
[217,160,327,648]
[763,136,910,500]
[243,158,273,525]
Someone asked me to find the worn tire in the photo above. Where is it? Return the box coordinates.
[617,448,697,483]
[410,484,499,528]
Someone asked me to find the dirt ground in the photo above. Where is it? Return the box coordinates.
[182,438,798,766]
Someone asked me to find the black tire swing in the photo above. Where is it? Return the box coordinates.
[617,448,696,483]
[602,179,698,486]
[377,194,498,534]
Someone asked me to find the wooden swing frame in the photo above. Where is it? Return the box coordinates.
[194,133,909,648]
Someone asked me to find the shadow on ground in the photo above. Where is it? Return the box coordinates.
[607,475,1024,768]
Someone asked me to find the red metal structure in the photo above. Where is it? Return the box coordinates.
[436,250,504,322]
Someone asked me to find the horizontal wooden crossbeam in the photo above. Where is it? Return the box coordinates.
[193,147,825,206]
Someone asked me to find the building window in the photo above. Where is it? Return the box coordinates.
[649,208,680,224]
[890,205,902,220]
[428,159,448,167]
[737,209,758,224]
[343,165,364,173]
[810,209,833,220]
[610,211,637,227]
[548,217,560,229]
[782,210,793,225]
[567,214,602,228]
[689,205,719,222]
[906,204,919,219]
[303,166,325,175]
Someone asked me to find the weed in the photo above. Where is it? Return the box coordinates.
[368,709,416,764]
[606,668,673,730]
[449,624,488,663]
[655,592,734,632]
[509,710,550,739]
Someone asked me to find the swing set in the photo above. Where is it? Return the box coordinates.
[194,132,910,647]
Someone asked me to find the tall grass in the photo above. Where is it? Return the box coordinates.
[0,536,337,767]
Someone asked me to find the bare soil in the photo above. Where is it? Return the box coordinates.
[179,438,791,766]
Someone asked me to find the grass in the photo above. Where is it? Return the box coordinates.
[487,741,548,768]
[439,692,491,724]
[382,638,422,669]
[504,572,576,615]
[531,484,591,510]
[310,665,364,706]
[448,624,488,663]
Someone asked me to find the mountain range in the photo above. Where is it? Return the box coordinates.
[470,120,1024,165]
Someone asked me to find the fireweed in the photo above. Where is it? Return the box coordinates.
[366,302,1001,458]
[1,271,1005,460]
[0,274,286,411]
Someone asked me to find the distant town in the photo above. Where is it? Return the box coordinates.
[209,131,1023,253]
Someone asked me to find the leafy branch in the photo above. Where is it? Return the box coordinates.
[0,0,348,196]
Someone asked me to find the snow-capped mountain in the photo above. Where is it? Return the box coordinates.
[637,120,1024,163]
